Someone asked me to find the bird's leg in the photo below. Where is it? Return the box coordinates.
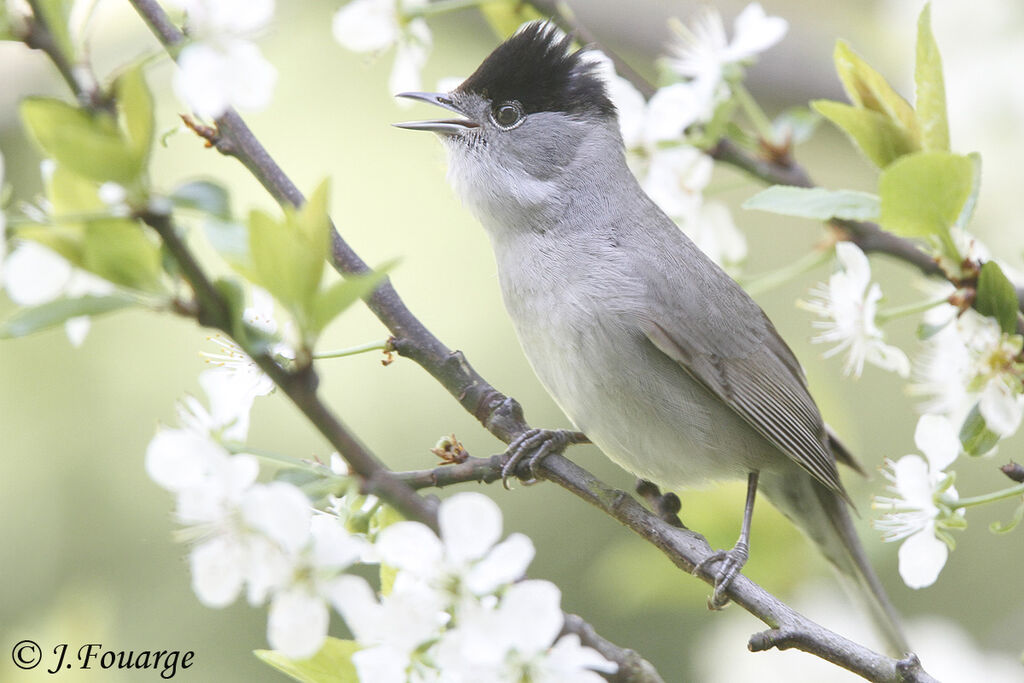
[694,471,759,609]
[500,429,589,488]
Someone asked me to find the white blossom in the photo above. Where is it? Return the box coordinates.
[874,414,961,589]
[433,580,617,682]
[169,0,277,117]
[200,286,294,402]
[914,305,1024,438]
[2,240,113,346]
[332,0,432,97]
[800,242,910,378]
[667,2,788,120]
[331,572,449,683]
[266,515,368,658]
[374,492,534,609]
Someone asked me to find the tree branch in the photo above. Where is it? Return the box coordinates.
[122,2,937,680]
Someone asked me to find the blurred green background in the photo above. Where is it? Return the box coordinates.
[1,1,1022,681]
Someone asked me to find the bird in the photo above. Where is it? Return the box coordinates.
[393,21,908,655]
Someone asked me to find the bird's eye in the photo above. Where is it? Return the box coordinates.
[492,101,525,129]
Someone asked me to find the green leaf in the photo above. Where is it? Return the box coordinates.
[116,66,155,166]
[834,40,919,139]
[82,219,165,292]
[21,98,141,184]
[914,4,950,152]
[812,100,919,168]
[203,218,249,266]
[878,151,974,257]
[743,186,880,221]
[172,180,232,219]
[952,152,981,233]
[255,638,360,683]
[0,294,136,339]
[976,261,1020,335]
[310,261,395,335]
[959,403,1001,457]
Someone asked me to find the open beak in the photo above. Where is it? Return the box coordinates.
[393,92,479,135]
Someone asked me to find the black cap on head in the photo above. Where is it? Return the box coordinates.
[457,21,615,118]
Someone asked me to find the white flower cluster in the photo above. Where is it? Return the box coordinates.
[592,3,788,273]
[147,335,615,679]
[168,0,278,118]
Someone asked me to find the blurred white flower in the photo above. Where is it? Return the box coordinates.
[668,2,788,120]
[914,305,1024,438]
[201,287,293,402]
[874,414,961,589]
[331,572,449,683]
[800,242,910,378]
[684,200,748,274]
[374,492,534,609]
[0,150,6,282]
[434,580,616,682]
[168,0,277,117]
[2,240,113,346]
[332,0,432,96]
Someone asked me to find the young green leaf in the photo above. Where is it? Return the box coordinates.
[959,403,1001,457]
[834,40,919,138]
[0,294,136,339]
[116,66,155,166]
[255,638,360,683]
[772,106,822,145]
[743,186,880,221]
[21,98,141,184]
[812,100,919,168]
[310,261,396,335]
[82,219,165,293]
[878,151,974,257]
[952,152,981,233]
[914,3,950,152]
[975,261,1020,335]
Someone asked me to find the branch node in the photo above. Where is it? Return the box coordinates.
[749,627,803,652]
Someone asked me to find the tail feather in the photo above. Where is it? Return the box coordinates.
[761,468,909,656]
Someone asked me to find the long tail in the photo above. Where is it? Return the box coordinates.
[761,468,910,656]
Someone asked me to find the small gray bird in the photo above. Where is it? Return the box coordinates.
[395,22,908,654]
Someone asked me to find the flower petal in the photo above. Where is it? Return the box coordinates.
[332,0,400,53]
[439,492,502,564]
[191,536,245,607]
[499,580,563,655]
[268,587,329,659]
[979,379,1023,438]
[726,3,788,62]
[465,532,534,595]
[913,413,960,471]
[4,241,71,305]
[897,526,948,589]
[241,482,312,554]
[375,521,443,575]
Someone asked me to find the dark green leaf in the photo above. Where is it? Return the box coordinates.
[743,186,880,221]
[0,294,136,338]
[811,100,919,168]
[959,403,1001,456]
[255,638,360,683]
[976,261,1019,335]
[172,180,232,220]
[914,4,950,152]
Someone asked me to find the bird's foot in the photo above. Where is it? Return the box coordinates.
[500,428,588,488]
[693,540,749,609]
